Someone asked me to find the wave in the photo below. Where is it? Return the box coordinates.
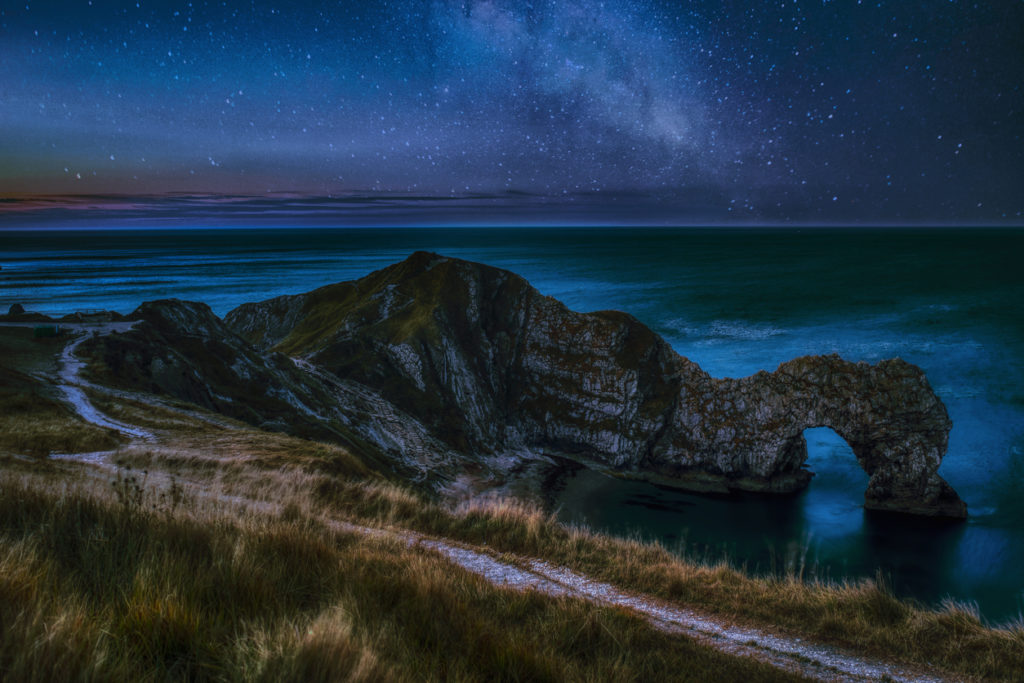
[665,318,786,342]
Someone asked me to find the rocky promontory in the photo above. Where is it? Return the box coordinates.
[82,251,965,518]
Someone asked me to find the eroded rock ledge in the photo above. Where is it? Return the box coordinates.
[84,251,966,518]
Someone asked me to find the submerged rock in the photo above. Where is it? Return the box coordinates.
[67,251,966,518]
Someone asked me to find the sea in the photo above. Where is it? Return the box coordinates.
[2,226,1022,622]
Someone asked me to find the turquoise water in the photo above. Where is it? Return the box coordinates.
[2,227,1022,620]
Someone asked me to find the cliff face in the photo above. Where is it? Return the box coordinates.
[78,298,462,479]
[82,251,964,517]
[226,251,965,518]
[228,253,693,462]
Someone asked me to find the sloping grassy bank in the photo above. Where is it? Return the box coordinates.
[0,472,804,682]
[0,328,122,457]
[319,479,1024,681]
[0,367,121,457]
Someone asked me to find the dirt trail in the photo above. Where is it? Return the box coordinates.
[9,321,231,438]
[0,322,151,440]
[49,449,950,683]
[49,324,155,441]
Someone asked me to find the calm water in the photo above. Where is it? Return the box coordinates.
[2,227,1022,621]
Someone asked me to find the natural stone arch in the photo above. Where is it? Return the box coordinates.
[678,355,967,518]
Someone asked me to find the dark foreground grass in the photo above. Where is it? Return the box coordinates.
[0,473,806,682]
[318,480,1024,681]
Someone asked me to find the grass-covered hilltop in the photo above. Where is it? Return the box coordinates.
[0,253,1019,681]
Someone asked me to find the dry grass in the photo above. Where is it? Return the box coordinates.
[105,430,375,511]
[0,469,806,682]
[0,403,121,457]
[0,330,122,457]
[317,478,1024,681]
[0,327,67,375]
[72,432,1023,681]
[0,369,121,457]
[86,390,226,433]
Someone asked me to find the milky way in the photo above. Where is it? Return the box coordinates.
[1,0,1021,223]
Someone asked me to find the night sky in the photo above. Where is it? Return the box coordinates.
[2,0,1022,224]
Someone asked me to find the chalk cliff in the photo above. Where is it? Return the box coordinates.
[83,251,965,517]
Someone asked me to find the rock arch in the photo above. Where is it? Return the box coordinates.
[676,355,967,518]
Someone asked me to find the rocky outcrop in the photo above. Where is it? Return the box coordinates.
[224,251,965,518]
[0,303,52,323]
[66,251,964,517]
[77,299,461,479]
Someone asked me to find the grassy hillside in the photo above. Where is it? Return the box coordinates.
[3,418,1023,681]
[0,329,121,457]
[0,367,121,456]
[0,467,806,682]
[2,327,1022,680]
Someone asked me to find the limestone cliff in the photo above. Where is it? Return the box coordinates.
[78,298,461,480]
[227,251,965,518]
[80,251,965,517]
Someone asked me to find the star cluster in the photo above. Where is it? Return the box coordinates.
[1,0,1021,222]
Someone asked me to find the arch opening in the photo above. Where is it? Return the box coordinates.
[799,427,870,533]
[802,426,869,497]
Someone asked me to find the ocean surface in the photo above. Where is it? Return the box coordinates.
[2,226,1022,621]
